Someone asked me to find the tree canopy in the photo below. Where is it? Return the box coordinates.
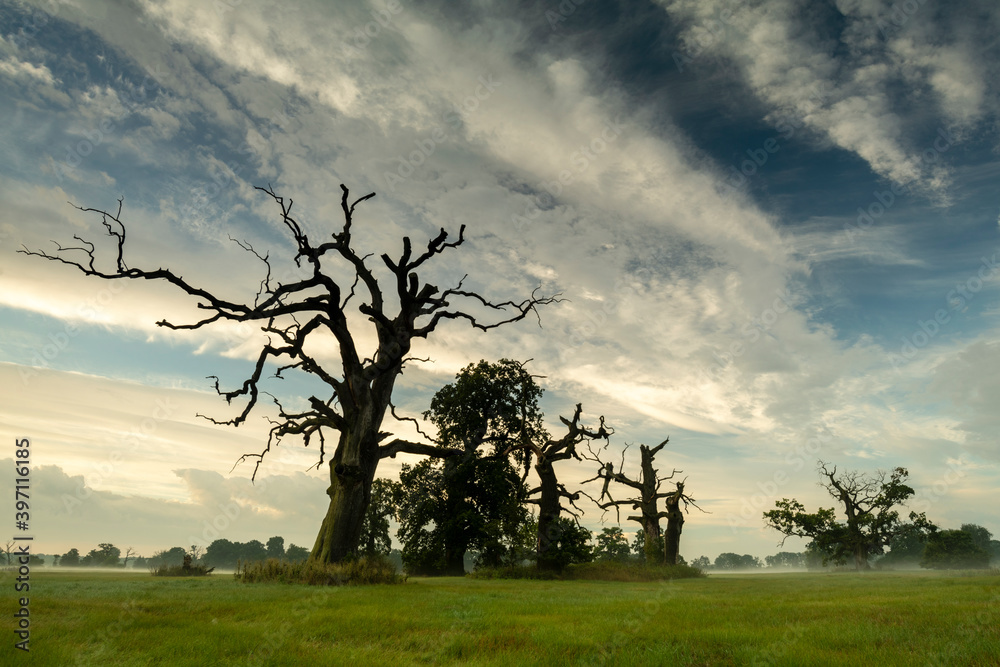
[921,529,990,569]
[392,359,539,574]
[763,462,917,570]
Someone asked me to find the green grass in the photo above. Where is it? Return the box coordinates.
[5,568,998,665]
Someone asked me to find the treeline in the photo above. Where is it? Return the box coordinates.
[49,537,316,570]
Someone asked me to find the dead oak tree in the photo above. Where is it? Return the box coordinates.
[505,404,611,570]
[583,439,704,564]
[21,186,558,564]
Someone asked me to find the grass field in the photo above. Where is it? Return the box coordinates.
[4,568,999,665]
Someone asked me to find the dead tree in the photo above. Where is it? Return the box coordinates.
[506,404,611,570]
[583,439,704,564]
[21,186,558,564]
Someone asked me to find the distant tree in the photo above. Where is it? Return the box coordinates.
[240,540,268,563]
[960,524,993,553]
[52,555,61,567]
[121,547,137,568]
[714,553,761,570]
[151,547,188,568]
[359,479,393,558]
[764,552,806,569]
[28,555,44,566]
[83,543,121,567]
[132,556,148,568]
[204,540,239,569]
[61,548,80,567]
[190,544,204,562]
[878,517,938,568]
[594,527,631,563]
[763,462,915,570]
[2,540,13,565]
[285,544,310,563]
[691,555,711,569]
[921,530,990,569]
[266,536,285,561]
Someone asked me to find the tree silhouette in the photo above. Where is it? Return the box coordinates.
[583,439,704,564]
[21,185,558,563]
[505,404,611,570]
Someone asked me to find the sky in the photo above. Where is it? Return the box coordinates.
[1,0,998,563]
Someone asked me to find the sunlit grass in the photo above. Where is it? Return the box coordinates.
[10,568,999,665]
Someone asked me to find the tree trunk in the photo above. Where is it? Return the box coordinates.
[663,484,685,565]
[443,546,466,576]
[310,405,382,563]
[642,515,664,565]
[853,545,869,571]
[535,459,561,571]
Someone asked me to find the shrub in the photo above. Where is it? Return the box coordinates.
[150,555,214,577]
[234,556,405,585]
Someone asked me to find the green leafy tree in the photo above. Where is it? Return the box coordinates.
[265,536,285,560]
[714,553,761,569]
[878,516,937,568]
[393,360,541,574]
[763,462,916,570]
[765,552,806,569]
[83,543,120,567]
[960,524,993,553]
[241,540,267,563]
[594,527,632,563]
[285,544,310,562]
[921,530,990,569]
[359,478,394,557]
[204,540,239,569]
[151,546,188,568]
[690,555,711,569]
[544,517,593,569]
